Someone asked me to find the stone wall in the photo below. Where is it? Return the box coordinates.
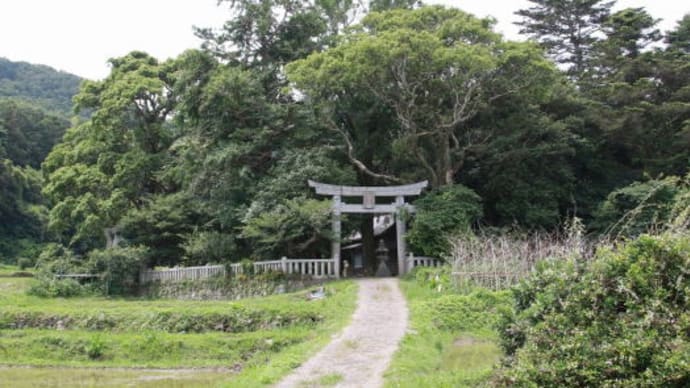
[140,276,324,300]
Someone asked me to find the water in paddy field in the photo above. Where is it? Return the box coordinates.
[0,367,232,387]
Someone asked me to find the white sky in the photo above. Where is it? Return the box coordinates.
[0,0,687,80]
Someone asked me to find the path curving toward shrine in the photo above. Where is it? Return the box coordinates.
[275,278,408,388]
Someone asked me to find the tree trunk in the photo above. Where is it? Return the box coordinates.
[441,133,455,186]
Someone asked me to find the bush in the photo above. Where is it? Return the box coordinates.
[35,243,83,273]
[592,176,688,238]
[17,257,33,270]
[497,234,690,386]
[28,277,87,298]
[86,335,106,360]
[87,246,148,296]
[182,231,236,266]
[407,184,483,258]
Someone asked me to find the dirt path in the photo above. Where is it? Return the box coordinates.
[275,278,408,388]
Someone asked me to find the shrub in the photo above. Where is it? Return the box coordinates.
[87,246,148,296]
[408,184,483,258]
[411,266,453,292]
[426,290,511,333]
[17,257,33,270]
[592,176,688,238]
[182,230,236,266]
[28,277,86,298]
[497,234,690,386]
[86,334,106,360]
[34,243,83,273]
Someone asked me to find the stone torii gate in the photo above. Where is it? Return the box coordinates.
[308,180,428,278]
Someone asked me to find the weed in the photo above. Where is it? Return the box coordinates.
[86,334,106,360]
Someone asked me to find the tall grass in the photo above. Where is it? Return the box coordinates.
[450,219,589,290]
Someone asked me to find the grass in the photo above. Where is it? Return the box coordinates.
[298,373,344,387]
[0,366,232,388]
[0,264,33,277]
[0,276,358,387]
[384,273,509,387]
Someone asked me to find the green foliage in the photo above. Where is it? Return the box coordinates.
[86,334,106,360]
[17,257,33,270]
[0,98,69,168]
[407,185,482,258]
[34,243,83,274]
[0,277,357,386]
[27,277,87,298]
[0,57,82,117]
[289,5,559,187]
[87,246,148,295]
[120,193,201,267]
[182,230,236,266]
[242,198,332,260]
[592,175,689,237]
[0,158,49,262]
[498,234,690,386]
[386,267,508,387]
[516,0,614,78]
[42,52,179,253]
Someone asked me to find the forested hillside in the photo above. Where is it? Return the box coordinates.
[2,1,689,272]
[0,57,83,117]
[0,99,71,261]
[0,57,77,263]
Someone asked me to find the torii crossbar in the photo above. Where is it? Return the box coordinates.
[308,180,428,277]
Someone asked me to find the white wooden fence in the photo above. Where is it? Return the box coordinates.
[406,253,443,272]
[140,257,337,284]
[139,265,226,283]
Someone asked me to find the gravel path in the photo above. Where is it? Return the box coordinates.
[275,278,408,388]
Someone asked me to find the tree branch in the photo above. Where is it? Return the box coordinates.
[325,116,403,184]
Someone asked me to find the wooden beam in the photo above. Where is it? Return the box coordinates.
[308,180,428,197]
[337,204,416,214]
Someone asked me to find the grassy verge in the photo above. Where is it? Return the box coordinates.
[384,271,510,387]
[0,277,357,387]
[0,264,33,277]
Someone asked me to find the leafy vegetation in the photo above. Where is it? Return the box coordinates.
[592,174,690,237]
[497,234,690,386]
[0,1,684,272]
[407,185,482,258]
[0,57,82,117]
[385,267,511,387]
[2,1,690,383]
[0,275,357,385]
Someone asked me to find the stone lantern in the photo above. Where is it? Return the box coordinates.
[375,240,391,277]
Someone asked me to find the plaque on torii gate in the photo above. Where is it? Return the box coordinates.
[308,180,428,278]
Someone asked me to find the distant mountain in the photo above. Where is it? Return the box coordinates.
[0,57,83,117]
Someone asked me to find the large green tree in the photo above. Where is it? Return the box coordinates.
[42,52,180,256]
[586,9,690,178]
[289,6,561,188]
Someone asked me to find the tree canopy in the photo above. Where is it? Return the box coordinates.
[1,3,689,267]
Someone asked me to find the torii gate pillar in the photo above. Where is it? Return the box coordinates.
[395,196,407,276]
[332,195,342,279]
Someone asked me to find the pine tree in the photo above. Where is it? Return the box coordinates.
[515,0,615,80]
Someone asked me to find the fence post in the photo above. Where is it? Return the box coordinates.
[281,256,288,274]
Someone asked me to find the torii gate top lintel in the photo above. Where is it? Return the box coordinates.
[307,180,428,197]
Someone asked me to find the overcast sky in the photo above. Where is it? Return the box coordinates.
[0,0,687,80]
